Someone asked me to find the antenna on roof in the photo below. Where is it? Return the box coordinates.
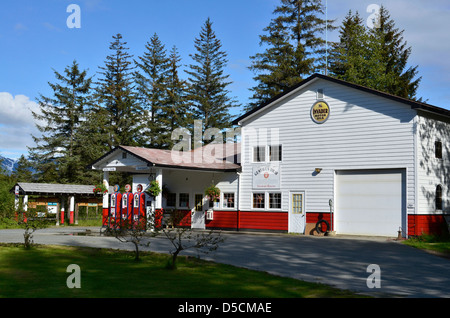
[325,0,328,76]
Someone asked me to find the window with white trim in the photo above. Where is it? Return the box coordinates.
[269,192,281,209]
[269,145,282,162]
[252,193,265,209]
[253,146,265,162]
[223,193,235,208]
[179,193,189,208]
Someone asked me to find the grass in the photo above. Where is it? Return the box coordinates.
[403,232,450,257]
[0,243,366,298]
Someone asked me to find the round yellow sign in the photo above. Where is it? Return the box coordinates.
[311,101,330,124]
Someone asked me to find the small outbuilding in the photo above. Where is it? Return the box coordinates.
[11,182,104,225]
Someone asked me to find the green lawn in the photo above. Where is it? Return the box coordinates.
[403,233,450,257]
[0,244,365,298]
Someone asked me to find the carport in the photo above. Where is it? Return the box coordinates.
[11,182,104,225]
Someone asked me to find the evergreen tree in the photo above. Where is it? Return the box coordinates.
[159,46,192,149]
[29,60,92,183]
[134,33,170,148]
[329,7,421,100]
[369,6,421,99]
[12,155,33,182]
[247,0,334,111]
[186,18,237,134]
[96,33,141,149]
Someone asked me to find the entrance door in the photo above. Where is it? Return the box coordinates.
[289,192,305,233]
[191,194,205,229]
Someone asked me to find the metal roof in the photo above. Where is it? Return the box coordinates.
[11,182,107,196]
[89,143,241,172]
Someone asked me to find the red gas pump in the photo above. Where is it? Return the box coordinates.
[133,184,146,230]
[110,185,122,229]
[121,184,133,229]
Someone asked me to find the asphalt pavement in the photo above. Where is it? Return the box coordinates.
[1,226,449,298]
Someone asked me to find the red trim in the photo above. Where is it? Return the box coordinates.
[306,212,333,231]
[206,210,238,229]
[239,211,288,231]
[408,214,448,236]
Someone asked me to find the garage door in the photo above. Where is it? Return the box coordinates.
[335,169,405,237]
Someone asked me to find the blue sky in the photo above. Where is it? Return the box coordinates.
[1,0,450,159]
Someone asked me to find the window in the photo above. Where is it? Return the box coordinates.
[223,193,235,208]
[253,193,265,209]
[194,194,203,211]
[436,185,443,211]
[179,193,189,208]
[269,193,281,209]
[253,146,265,162]
[166,193,176,207]
[435,141,442,159]
[317,88,324,99]
[269,145,282,162]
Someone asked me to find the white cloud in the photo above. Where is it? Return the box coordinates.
[0,92,42,159]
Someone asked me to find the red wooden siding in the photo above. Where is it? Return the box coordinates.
[238,211,288,231]
[408,214,448,236]
[306,212,333,230]
[206,210,238,229]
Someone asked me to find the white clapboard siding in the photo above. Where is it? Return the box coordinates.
[417,113,450,214]
[240,78,416,213]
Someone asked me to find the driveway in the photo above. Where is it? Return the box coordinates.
[1,227,449,298]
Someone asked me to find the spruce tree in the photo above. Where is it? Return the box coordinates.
[29,60,92,183]
[186,18,237,134]
[247,0,334,111]
[329,7,421,100]
[134,33,170,148]
[159,46,191,149]
[369,6,421,100]
[96,33,141,149]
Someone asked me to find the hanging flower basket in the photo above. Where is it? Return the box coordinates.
[145,180,161,197]
[93,184,108,194]
[205,185,220,202]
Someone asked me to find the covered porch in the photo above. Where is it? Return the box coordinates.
[88,143,241,229]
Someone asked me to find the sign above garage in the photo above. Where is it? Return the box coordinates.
[311,101,330,124]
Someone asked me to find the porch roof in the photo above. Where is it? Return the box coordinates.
[89,143,241,173]
[10,182,103,196]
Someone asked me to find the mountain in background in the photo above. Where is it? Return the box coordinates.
[0,155,19,175]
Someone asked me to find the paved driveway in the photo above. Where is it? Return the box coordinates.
[1,227,449,298]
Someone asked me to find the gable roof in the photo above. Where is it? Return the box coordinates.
[232,73,450,125]
[11,182,104,196]
[89,143,241,172]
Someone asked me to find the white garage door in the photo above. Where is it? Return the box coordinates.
[335,169,405,237]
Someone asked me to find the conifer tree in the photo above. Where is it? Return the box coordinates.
[329,7,421,100]
[186,18,237,134]
[369,6,421,100]
[96,33,141,149]
[247,0,334,111]
[134,33,170,148]
[159,46,191,149]
[29,60,92,183]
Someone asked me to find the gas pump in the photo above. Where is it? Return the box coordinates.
[122,184,133,228]
[133,184,146,229]
[110,185,122,229]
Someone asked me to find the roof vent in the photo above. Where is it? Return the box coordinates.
[317,89,324,100]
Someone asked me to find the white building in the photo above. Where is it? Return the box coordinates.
[90,74,450,237]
